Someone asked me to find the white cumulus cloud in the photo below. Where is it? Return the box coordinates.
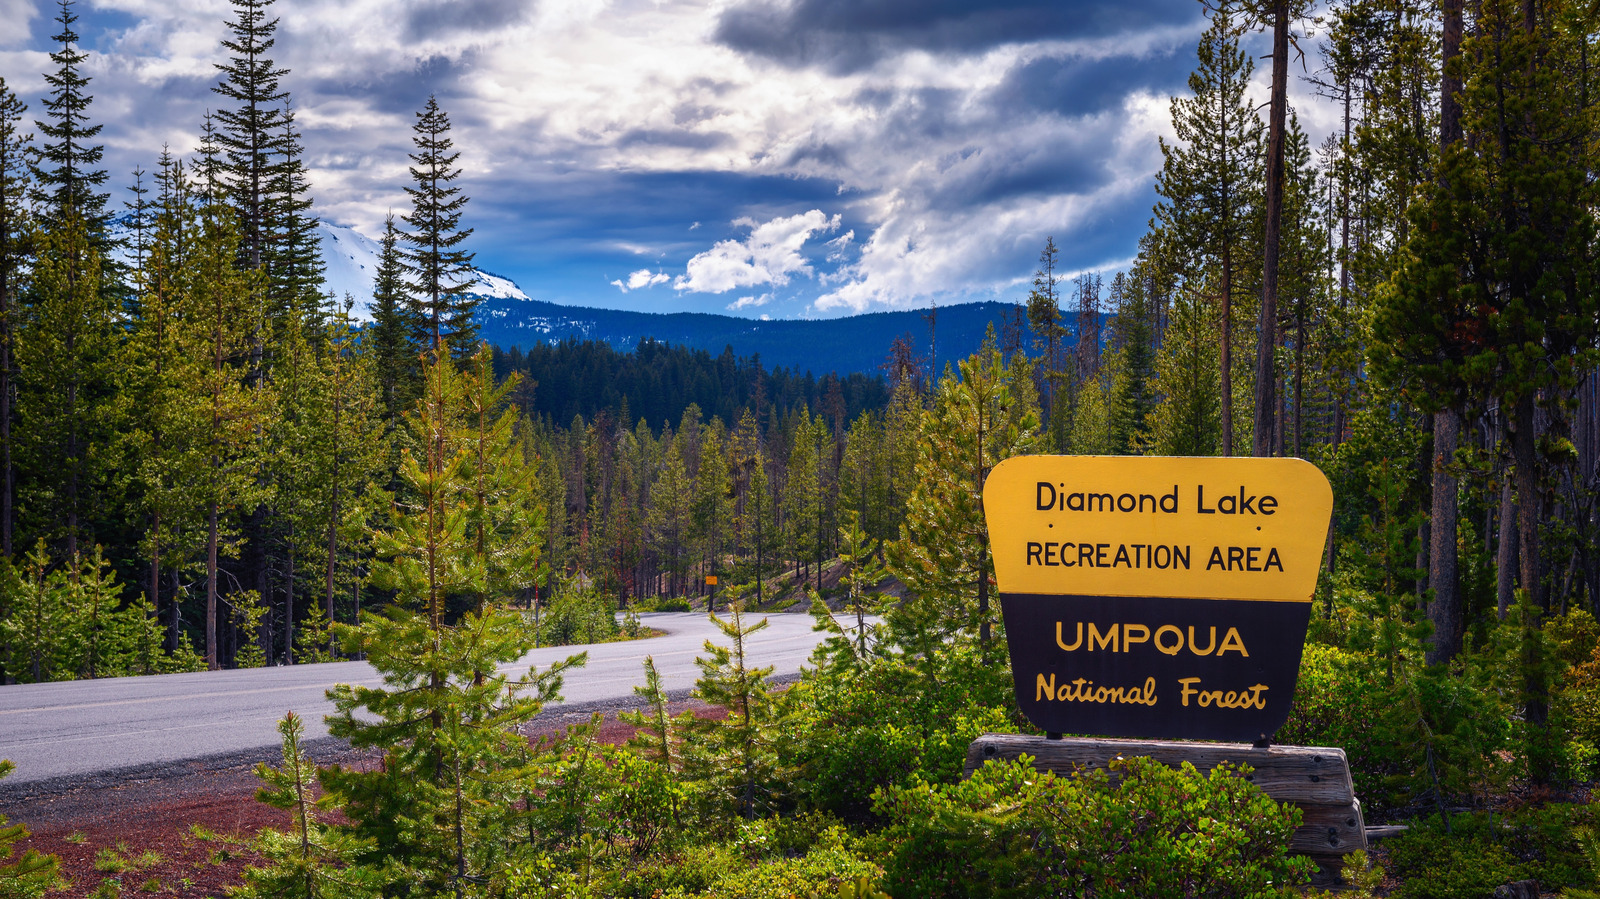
[726,293,770,311]
[675,210,840,294]
[610,268,671,292]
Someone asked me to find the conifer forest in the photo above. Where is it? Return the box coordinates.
[3,0,1600,896]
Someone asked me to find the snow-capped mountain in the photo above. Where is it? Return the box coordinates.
[317,221,528,320]
[105,215,1030,376]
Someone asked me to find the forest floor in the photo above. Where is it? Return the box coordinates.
[6,699,726,899]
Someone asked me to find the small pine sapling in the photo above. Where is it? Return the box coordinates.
[687,586,787,822]
[237,712,380,899]
[620,655,690,776]
[810,510,887,670]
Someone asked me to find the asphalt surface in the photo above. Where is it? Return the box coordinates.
[0,611,832,786]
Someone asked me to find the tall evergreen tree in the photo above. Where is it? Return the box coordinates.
[889,333,1042,647]
[212,0,287,276]
[181,202,272,668]
[15,208,120,562]
[322,350,580,891]
[1026,237,1069,451]
[1373,0,1598,782]
[31,0,108,230]
[264,103,325,327]
[400,96,477,357]
[0,77,31,557]
[1106,269,1156,453]
[1152,0,1263,456]
[370,213,417,426]
[1249,0,1310,457]
[1149,276,1223,455]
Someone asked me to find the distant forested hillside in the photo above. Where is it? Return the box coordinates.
[491,339,891,430]
[476,296,1036,377]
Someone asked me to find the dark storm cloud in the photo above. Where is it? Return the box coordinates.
[473,168,856,256]
[714,0,1198,73]
[991,47,1197,118]
[309,53,470,117]
[923,139,1106,209]
[403,0,535,42]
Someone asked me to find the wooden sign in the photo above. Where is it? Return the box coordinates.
[983,456,1333,744]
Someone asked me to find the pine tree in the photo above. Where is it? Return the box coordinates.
[620,655,691,776]
[782,414,821,587]
[1026,237,1070,451]
[264,102,325,327]
[1149,277,1223,455]
[1372,0,1597,782]
[888,332,1042,647]
[691,420,732,606]
[180,201,271,669]
[400,96,477,357]
[648,436,693,596]
[686,590,785,822]
[31,0,109,230]
[0,541,74,682]
[1248,0,1312,457]
[0,77,31,558]
[737,442,779,604]
[212,0,287,276]
[125,151,208,654]
[457,347,544,609]
[14,207,121,562]
[1106,269,1157,453]
[304,305,385,649]
[322,351,582,892]
[1152,0,1263,456]
[369,213,417,427]
[237,712,381,898]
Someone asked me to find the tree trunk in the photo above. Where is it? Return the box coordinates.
[1254,0,1288,458]
[207,501,219,671]
[1497,476,1518,618]
[1427,409,1461,665]
[1221,251,1233,457]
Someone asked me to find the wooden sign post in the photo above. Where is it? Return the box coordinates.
[976,456,1363,876]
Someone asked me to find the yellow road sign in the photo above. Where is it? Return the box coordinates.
[983,455,1333,603]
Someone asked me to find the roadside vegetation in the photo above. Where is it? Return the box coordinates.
[3,0,1600,893]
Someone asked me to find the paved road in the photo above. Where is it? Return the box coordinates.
[0,611,832,785]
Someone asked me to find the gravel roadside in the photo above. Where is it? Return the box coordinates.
[3,689,735,898]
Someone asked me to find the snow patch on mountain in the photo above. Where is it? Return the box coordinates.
[109,215,529,321]
[318,221,529,320]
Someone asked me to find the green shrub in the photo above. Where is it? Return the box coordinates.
[608,843,747,899]
[875,756,1312,899]
[783,643,1017,823]
[698,844,883,899]
[1387,804,1599,899]
[632,597,692,613]
[1278,642,1512,811]
[536,585,619,646]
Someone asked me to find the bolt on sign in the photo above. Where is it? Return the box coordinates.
[983,456,1334,744]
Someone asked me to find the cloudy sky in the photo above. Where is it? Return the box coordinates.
[0,0,1327,319]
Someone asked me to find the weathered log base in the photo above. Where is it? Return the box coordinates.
[965,733,1367,874]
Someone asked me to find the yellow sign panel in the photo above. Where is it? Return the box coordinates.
[983,456,1333,603]
[705,575,718,586]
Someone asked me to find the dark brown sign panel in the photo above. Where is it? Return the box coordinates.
[1001,593,1312,742]
[983,457,1333,744]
